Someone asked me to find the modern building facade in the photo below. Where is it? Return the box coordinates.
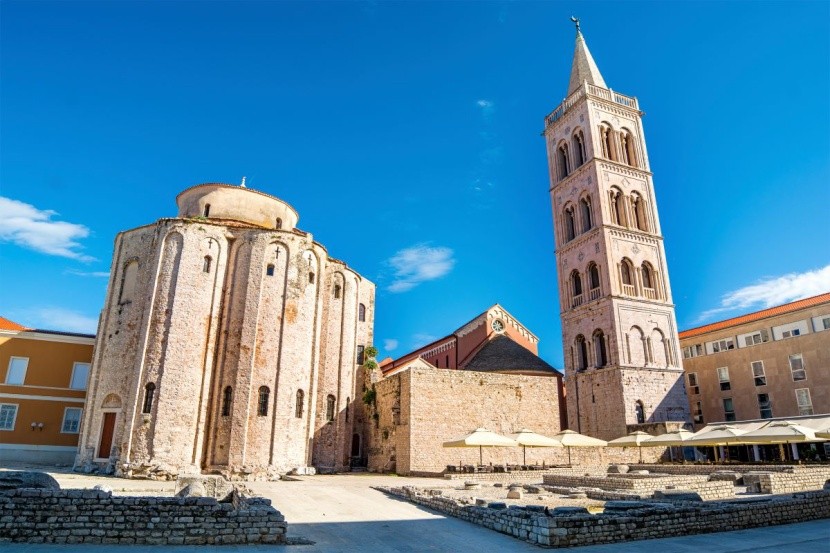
[76,183,375,478]
[0,317,94,464]
[544,24,690,440]
[680,293,830,429]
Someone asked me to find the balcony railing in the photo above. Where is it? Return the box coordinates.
[572,294,584,308]
[643,287,658,300]
[622,284,636,296]
[589,288,601,301]
[545,83,639,128]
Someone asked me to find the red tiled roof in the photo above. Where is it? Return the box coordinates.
[680,292,830,340]
[0,316,30,332]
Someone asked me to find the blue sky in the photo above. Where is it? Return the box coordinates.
[1,1,828,368]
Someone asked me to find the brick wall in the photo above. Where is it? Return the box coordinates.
[0,488,286,545]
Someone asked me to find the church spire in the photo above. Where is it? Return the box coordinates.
[566,17,607,95]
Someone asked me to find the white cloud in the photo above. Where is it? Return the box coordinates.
[386,244,455,293]
[476,99,495,120]
[0,196,95,261]
[383,339,399,351]
[696,264,830,323]
[67,270,110,278]
[412,333,438,347]
[18,307,99,334]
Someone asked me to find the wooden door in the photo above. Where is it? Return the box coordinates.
[97,413,116,459]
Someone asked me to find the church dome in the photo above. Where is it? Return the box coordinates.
[176,183,299,231]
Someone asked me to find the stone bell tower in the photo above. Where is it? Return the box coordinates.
[543,20,690,440]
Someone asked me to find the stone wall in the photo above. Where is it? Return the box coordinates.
[0,488,286,545]
[542,473,734,500]
[749,467,830,494]
[379,486,830,548]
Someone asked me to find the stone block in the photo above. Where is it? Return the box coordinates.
[550,506,589,515]
[0,472,60,491]
[608,464,629,474]
[507,489,523,499]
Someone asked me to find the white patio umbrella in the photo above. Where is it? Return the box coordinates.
[739,421,820,443]
[510,429,562,465]
[549,429,607,465]
[443,428,518,465]
[606,431,653,463]
[686,425,748,463]
[641,429,696,462]
[816,428,830,440]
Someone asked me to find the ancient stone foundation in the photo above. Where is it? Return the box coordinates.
[379,486,830,548]
[0,488,287,545]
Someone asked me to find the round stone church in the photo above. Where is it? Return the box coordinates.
[75,183,375,479]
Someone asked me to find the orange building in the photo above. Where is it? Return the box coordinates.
[0,316,95,464]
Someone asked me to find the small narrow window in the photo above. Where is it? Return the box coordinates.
[717,367,731,391]
[621,261,633,286]
[564,206,576,242]
[203,256,212,273]
[266,264,275,276]
[722,397,736,421]
[258,386,270,416]
[795,388,813,415]
[142,382,156,414]
[580,197,592,232]
[345,397,350,422]
[295,389,304,418]
[204,204,211,217]
[789,354,806,381]
[356,345,365,365]
[757,393,772,419]
[575,335,588,371]
[446,354,449,368]
[334,284,341,299]
[275,217,282,230]
[589,264,600,290]
[61,407,83,434]
[309,272,315,284]
[359,303,366,322]
[634,400,645,424]
[326,394,336,422]
[222,386,232,417]
[752,361,766,386]
[642,264,653,289]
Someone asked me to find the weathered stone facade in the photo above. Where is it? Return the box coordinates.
[366,367,564,475]
[0,487,286,545]
[544,29,690,439]
[76,183,375,478]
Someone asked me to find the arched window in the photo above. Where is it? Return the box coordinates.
[575,335,588,371]
[621,259,634,289]
[326,394,336,422]
[142,382,156,414]
[641,263,654,290]
[345,397,350,422]
[609,188,626,227]
[118,260,139,304]
[358,303,366,322]
[599,123,616,161]
[275,217,282,230]
[631,193,648,232]
[258,386,270,416]
[203,256,212,273]
[295,389,304,418]
[308,272,315,284]
[580,196,592,232]
[635,400,645,424]
[557,142,570,180]
[588,263,600,290]
[564,205,576,242]
[593,330,608,367]
[221,386,232,417]
[334,284,341,299]
[650,328,668,367]
[266,264,275,277]
[204,204,211,217]
[620,129,638,168]
[571,270,582,297]
[573,130,586,167]
[628,326,646,366]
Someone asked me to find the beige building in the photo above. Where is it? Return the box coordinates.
[0,317,94,464]
[543,25,689,440]
[76,183,375,478]
[368,305,566,474]
[680,293,830,429]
